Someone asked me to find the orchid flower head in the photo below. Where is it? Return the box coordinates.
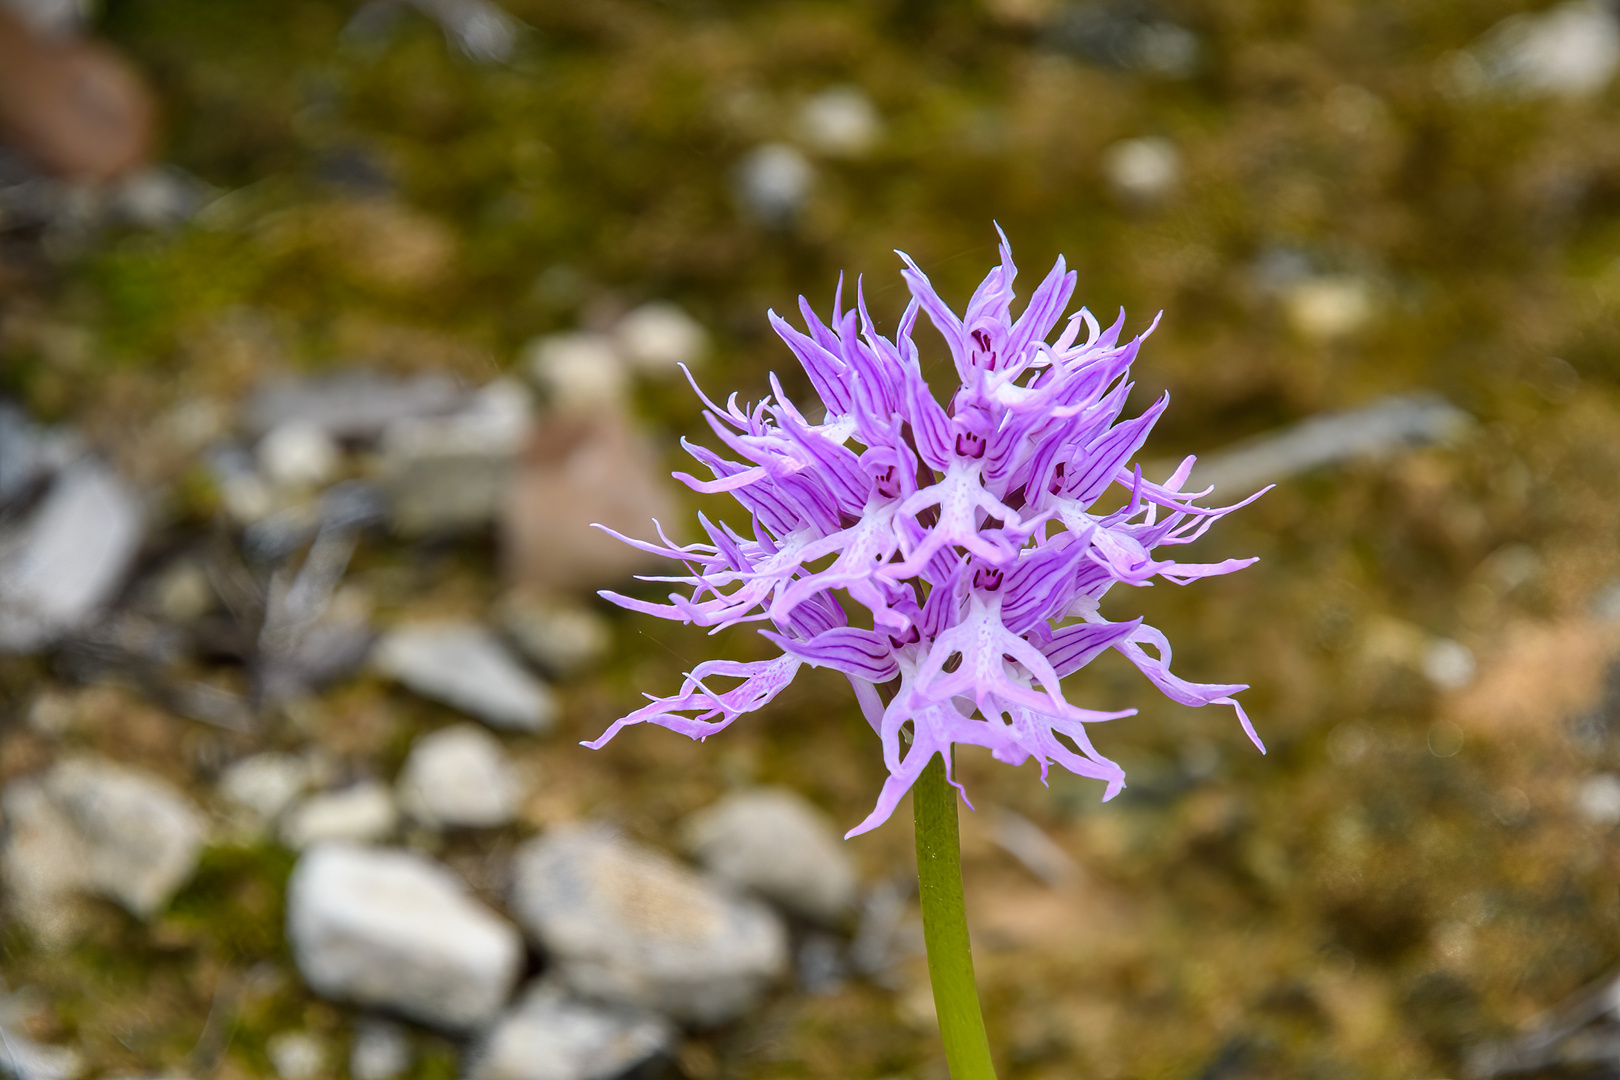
[587,230,1266,838]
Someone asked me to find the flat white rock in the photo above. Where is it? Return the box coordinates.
[2,758,205,929]
[374,621,556,733]
[509,825,788,1026]
[682,788,857,924]
[467,980,673,1080]
[286,843,524,1031]
[0,460,144,653]
[280,782,398,850]
[397,723,522,829]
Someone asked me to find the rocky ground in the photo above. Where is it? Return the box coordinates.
[3,1,1620,1078]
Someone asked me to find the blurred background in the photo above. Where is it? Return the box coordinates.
[2,0,1620,1077]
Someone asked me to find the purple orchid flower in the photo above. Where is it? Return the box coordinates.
[587,231,1266,838]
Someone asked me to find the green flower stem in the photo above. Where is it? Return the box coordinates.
[913,750,998,1080]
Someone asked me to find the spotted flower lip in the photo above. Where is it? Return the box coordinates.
[587,229,1266,838]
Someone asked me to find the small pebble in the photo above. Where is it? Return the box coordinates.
[1577,774,1620,826]
[266,1030,325,1080]
[351,1018,413,1080]
[795,86,881,157]
[1102,136,1180,203]
[524,333,627,410]
[374,621,557,734]
[735,143,814,224]
[613,301,708,374]
[397,723,522,829]
[220,753,312,823]
[257,421,341,489]
[280,781,398,849]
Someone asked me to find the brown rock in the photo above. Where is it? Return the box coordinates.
[1443,617,1620,738]
[0,9,155,181]
[501,409,678,594]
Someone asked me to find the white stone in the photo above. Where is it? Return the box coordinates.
[379,379,533,536]
[258,421,341,489]
[220,753,313,823]
[287,843,524,1031]
[682,788,857,924]
[735,143,814,225]
[496,595,611,678]
[398,724,522,829]
[374,621,557,733]
[280,782,398,850]
[2,758,205,926]
[0,1021,83,1080]
[509,825,788,1025]
[524,333,628,411]
[351,1019,412,1080]
[1422,638,1477,691]
[613,302,708,375]
[467,981,673,1080]
[795,86,881,157]
[0,460,144,653]
[1102,136,1181,203]
[266,1030,326,1080]
[1284,275,1374,341]
[1577,774,1620,826]
[1189,393,1472,495]
[1476,1,1620,99]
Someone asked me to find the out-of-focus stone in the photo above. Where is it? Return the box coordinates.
[496,594,611,678]
[0,459,144,653]
[397,723,521,829]
[379,379,532,535]
[524,333,628,410]
[266,1031,326,1080]
[280,782,398,849]
[681,788,858,924]
[466,980,674,1080]
[142,558,216,623]
[1284,275,1374,341]
[258,421,342,490]
[245,371,464,443]
[1445,617,1620,739]
[734,143,813,225]
[1469,0,1619,100]
[1101,136,1180,204]
[374,621,557,733]
[0,8,155,181]
[219,753,314,824]
[0,401,79,510]
[350,1018,412,1080]
[1188,394,1472,496]
[1421,638,1477,691]
[0,1013,83,1080]
[509,825,789,1025]
[612,302,707,375]
[794,86,881,158]
[1577,774,1620,826]
[287,843,524,1032]
[502,411,678,595]
[2,758,205,931]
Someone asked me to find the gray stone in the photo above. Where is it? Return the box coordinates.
[219,753,314,823]
[374,621,557,733]
[287,843,524,1032]
[0,401,79,510]
[794,86,881,158]
[496,595,611,678]
[257,421,341,490]
[2,758,205,932]
[612,302,708,375]
[467,980,673,1080]
[524,333,627,411]
[350,1018,412,1080]
[1188,394,1472,496]
[1102,136,1180,204]
[379,379,532,535]
[245,371,465,442]
[0,460,144,653]
[397,723,522,829]
[681,788,857,924]
[266,1030,326,1080]
[1468,0,1619,100]
[734,143,813,225]
[0,1024,83,1080]
[280,782,398,849]
[509,825,788,1025]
